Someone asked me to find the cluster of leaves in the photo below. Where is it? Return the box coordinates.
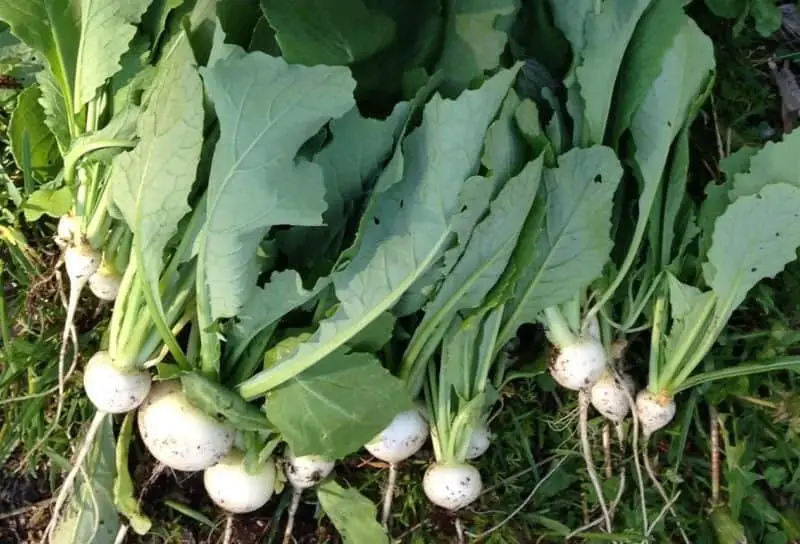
[3,0,800,543]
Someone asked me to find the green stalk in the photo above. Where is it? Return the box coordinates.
[109,260,138,358]
[402,321,449,399]
[541,306,577,348]
[655,296,716,393]
[85,182,113,249]
[63,139,136,184]
[675,357,800,393]
[647,291,667,391]
[473,307,503,397]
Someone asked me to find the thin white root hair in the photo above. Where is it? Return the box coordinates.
[282,489,302,544]
[21,269,79,463]
[645,488,682,540]
[578,390,612,533]
[44,411,107,543]
[222,514,234,544]
[566,461,627,539]
[380,462,398,528]
[467,456,568,541]
[642,443,690,544]
[455,517,465,544]
[602,423,612,479]
[620,381,648,534]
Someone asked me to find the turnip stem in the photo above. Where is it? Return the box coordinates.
[578,390,612,533]
[282,489,301,544]
[380,463,398,528]
[45,411,107,543]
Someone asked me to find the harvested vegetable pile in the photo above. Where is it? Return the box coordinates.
[2,0,800,543]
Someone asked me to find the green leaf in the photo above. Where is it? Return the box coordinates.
[0,29,44,86]
[548,0,593,58]
[405,157,542,371]
[74,0,153,111]
[317,481,389,544]
[730,129,800,200]
[706,183,800,315]
[0,0,79,119]
[9,85,60,178]
[198,53,355,320]
[113,413,152,535]
[51,416,119,544]
[348,311,395,353]
[36,69,72,153]
[267,351,412,459]
[751,0,781,37]
[22,186,72,222]
[499,145,623,345]
[226,270,330,365]
[278,103,409,268]
[237,66,520,398]
[140,0,185,48]
[704,0,745,19]
[610,0,686,143]
[575,0,652,145]
[181,372,272,432]
[261,0,396,66]
[435,0,519,93]
[110,38,203,317]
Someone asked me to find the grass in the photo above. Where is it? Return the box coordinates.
[2,4,800,543]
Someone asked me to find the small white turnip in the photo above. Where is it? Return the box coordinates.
[203,451,276,514]
[284,452,335,490]
[56,214,80,248]
[465,425,492,460]
[89,267,122,301]
[83,351,150,414]
[64,244,101,284]
[365,410,428,464]
[138,380,235,471]
[422,462,482,511]
[549,337,607,391]
[636,389,676,437]
[590,370,635,423]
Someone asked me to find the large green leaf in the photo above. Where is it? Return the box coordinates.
[499,146,623,345]
[547,0,593,57]
[729,129,800,200]
[22,186,72,222]
[267,351,412,459]
[9,85,60,178]
[435,0,519,93]
[0,0,79,117]
[278,103,409,268]
[610,0,686,143]
[404,157,543,370]
[261,0,395,66]
[575,0,652,145]
[706,183,800,315]
[51,416,119,544]
[238,66,520,398]
[226,270,329,365]
[74,0,153,111]
[36,70,72,152]
[110,38,203,319]
[198,53,355,320]
[318,481,389,544]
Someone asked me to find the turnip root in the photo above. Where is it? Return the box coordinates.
[203,451,276,514]
[465,424,492,460]
[56,214,80,248]
[422,462,482,511]
[89,266,122,301]
[549,337,607,391]
[138,380,234,471]
[636,390,676,437]
[590,370,635,424]
[365,410,428,528]
[83,351,150,414]
[282,452,335,544]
